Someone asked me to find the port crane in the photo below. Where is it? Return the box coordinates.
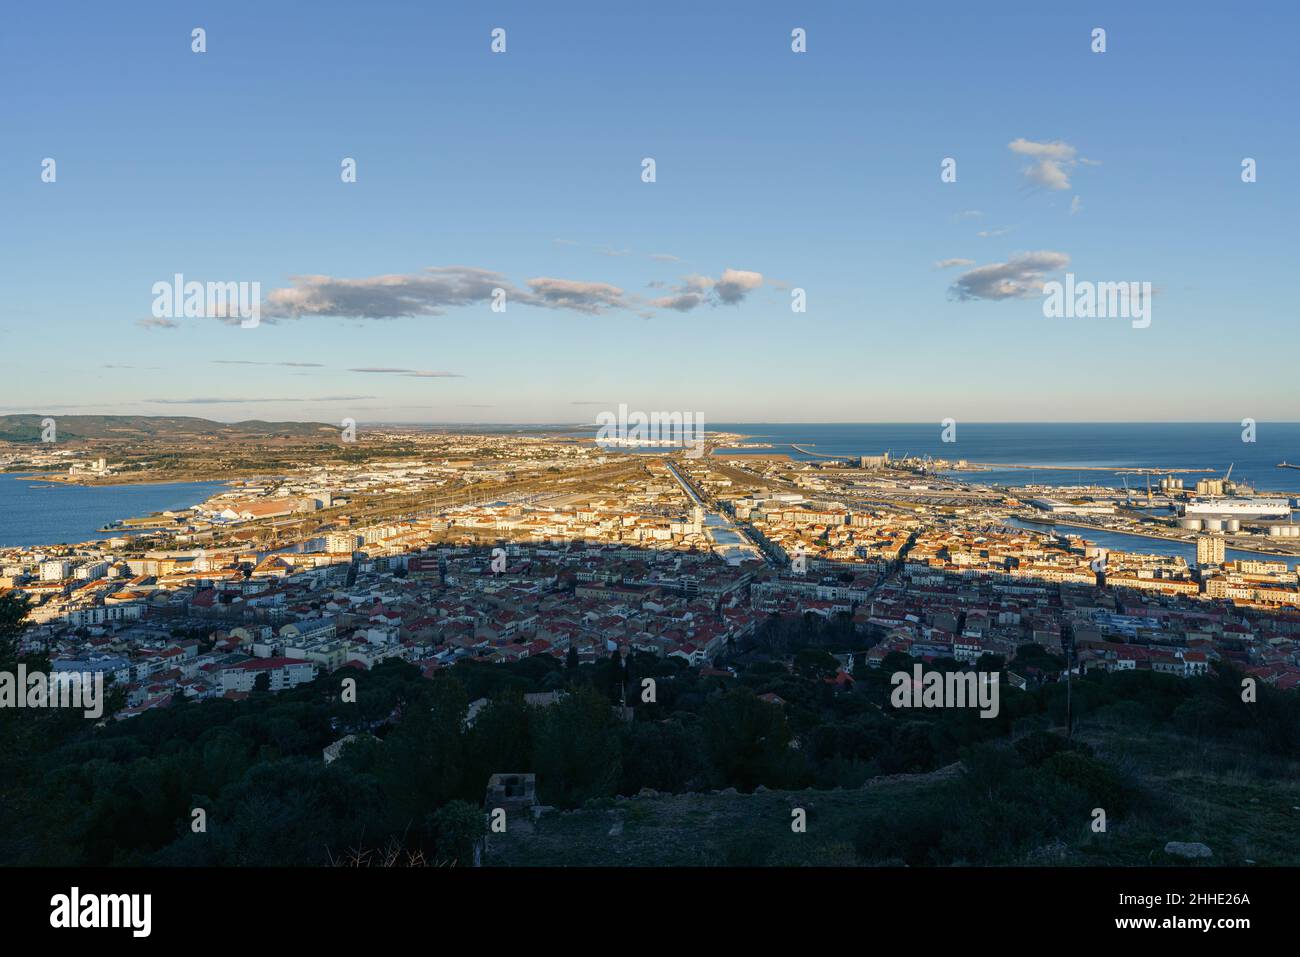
[1114,471,1155,505]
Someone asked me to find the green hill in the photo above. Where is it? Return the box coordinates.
[0,414,337,443]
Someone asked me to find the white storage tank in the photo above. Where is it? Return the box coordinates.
[1202,518,1225,532]
[1225,518,1242,533]
[1178,517,1203,531]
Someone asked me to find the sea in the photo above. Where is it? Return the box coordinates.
[630,421,1300,569]
[706,422,1300,496]
[0,474,226,548]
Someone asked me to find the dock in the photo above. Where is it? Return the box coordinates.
[790,444,842,459]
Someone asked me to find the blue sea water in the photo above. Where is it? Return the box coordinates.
[0,474,226,548]
[708,423,1300,496]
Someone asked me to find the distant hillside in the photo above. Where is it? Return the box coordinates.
[0,414,337,443]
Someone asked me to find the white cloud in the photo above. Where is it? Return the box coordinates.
[257,262,764,321]
[1008,138,1087,191]
[523,277,626,313]
[714,268,764,304]
[651,268,764,311]
[650,292,707,312]
[948,251,1070,301]
[260,266,631,319]
[264,266,508,320]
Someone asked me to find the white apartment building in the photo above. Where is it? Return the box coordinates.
[40,560,73,581]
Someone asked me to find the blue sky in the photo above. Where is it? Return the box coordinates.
[2,1,1297,424]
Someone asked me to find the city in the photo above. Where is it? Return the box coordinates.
[5,427,1300,715]
[2,0,1296,941]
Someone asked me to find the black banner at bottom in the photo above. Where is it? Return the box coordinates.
[0,866,1280,942]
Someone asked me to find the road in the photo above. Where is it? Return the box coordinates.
[663,461,770,565]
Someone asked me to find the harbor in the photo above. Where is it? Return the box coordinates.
[1008,516,1300,569]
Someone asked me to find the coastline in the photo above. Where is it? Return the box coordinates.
[7,471,240,490]
[0,473,232,550]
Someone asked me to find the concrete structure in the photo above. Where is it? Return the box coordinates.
[1196,535,1225,567]
[1182,498,1291,518]
[1027,498,1116,515]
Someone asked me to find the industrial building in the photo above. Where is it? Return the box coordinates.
[1027,498,1117,515]
[1180,498,1291,519]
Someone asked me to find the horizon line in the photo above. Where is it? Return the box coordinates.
[4,413,1300,428]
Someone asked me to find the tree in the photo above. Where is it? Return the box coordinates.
[618,719,704,794]
[701,688,798,791]
[531,685,621,808]
[465,693,532,793]
[378,676,467,820]
[0,595,76,864]
[880,650,913,674]
[431,800,486,866]
[0,593,32,668]
[1013,643,1065,673]
[794,648,839,680]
